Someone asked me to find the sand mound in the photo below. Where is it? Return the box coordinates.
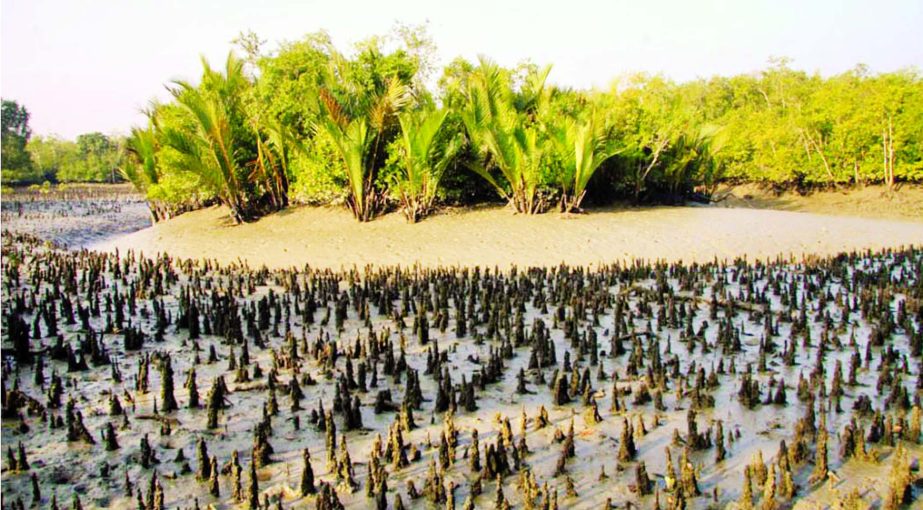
[715,183,923,220]
[92,204,923,270]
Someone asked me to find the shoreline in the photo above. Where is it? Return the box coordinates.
[713,183,923,221]
[92,203,923,271]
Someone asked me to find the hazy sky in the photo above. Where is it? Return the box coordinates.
[2,0,921,139]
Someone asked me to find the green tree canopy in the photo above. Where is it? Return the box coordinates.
[2,99,35,182]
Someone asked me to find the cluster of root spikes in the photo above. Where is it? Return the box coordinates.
[1,232,921,509]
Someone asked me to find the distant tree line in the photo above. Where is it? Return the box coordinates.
[6,27,923,222]
[1,99,124,184]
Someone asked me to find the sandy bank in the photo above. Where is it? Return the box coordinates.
[93,204,923,270]
[716,183,923,221]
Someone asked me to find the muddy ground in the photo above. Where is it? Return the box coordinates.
[1,184,151,249]
[2,187,921,509]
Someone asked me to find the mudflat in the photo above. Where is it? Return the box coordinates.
[94,204,923,270]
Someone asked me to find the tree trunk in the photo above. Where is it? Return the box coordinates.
[562,190,587,214]
[883,115,895,190]
[801,129,836,186]
[634,162,644,203]
[888,115,895,189]
[636,151,662,203]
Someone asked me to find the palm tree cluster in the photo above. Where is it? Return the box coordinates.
[461,59,622,215]
[119,29,718,224]
[120,28,923,224]
[121,55,288,224]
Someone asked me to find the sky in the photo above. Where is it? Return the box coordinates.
[2,0,921,139]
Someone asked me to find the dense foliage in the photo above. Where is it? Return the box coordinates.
[1,100,34,182]
[8,29,923,221]
[1,99,124,185]
[27,133,123,183]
